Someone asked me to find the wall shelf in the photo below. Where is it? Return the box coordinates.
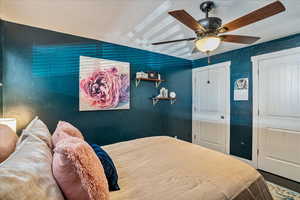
[136,78,165,88]
[151,97,176,106]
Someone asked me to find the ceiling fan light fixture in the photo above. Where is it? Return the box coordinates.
[195,36,221,52]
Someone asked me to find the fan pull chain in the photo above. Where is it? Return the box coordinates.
[207,70,210,84]
[207,51,211,84]
[206,51,211,64]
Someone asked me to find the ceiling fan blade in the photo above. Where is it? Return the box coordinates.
[220,1,285,33]
[152,37,196,45]
[220,35,260,44]
[168,10,206,33]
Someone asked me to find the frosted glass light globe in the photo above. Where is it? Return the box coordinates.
[195,36,221,52]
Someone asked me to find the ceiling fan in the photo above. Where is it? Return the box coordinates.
[152,1,286,56]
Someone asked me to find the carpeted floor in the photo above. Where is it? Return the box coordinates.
[267,182,300,200]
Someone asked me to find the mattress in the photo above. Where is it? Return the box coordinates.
[103,136,273,200]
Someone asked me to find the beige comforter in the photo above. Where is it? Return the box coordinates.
[103,136,272,200]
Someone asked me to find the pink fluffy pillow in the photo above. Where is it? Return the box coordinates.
[52,137,109,200]
[52,121,84,146]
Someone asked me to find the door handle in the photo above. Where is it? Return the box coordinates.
[220,115,225,119]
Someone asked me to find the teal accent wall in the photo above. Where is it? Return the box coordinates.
[2,19,300,159]
[1,21,192,145]
[193,33,300,160]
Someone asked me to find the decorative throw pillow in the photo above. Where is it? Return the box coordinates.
[18,116,53,148]
[91,144,120,191]
[52,121,84,146]
[0,134,65,200]
[0,125,18,163]
[53,137,109,200]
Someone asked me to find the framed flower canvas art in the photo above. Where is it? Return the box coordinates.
[79,56,130,111]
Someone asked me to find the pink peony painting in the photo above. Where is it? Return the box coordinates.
[79,56,130,111]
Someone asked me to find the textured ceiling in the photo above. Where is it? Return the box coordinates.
[0,0,299,60]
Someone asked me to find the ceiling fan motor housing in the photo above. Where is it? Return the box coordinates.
[198,17,222,33]
[199,1,222,33]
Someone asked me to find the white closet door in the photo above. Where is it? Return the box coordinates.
[258,54,300,182]
[193,63,229,153]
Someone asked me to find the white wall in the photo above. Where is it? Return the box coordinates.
[0,0,161,48]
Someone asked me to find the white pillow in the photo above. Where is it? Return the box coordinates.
[17,116,53,148]
[0,133,64,200]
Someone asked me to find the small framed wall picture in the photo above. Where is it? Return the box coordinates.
[234,78,248,101]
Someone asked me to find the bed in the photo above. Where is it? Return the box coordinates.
[103,136,273,200]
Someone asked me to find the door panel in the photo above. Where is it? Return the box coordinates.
[259,57,300,118]
[193,64,229,154]
[198,121,226,152]
[258,53,300,182]
[259,128,300,182]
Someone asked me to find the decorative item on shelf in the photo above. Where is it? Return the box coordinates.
[152,88,176,106]
[160,87,168,98]
[147,71,158,79]
[136,71,148,79]
[135,71,164,88]
[169,92,176,99]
